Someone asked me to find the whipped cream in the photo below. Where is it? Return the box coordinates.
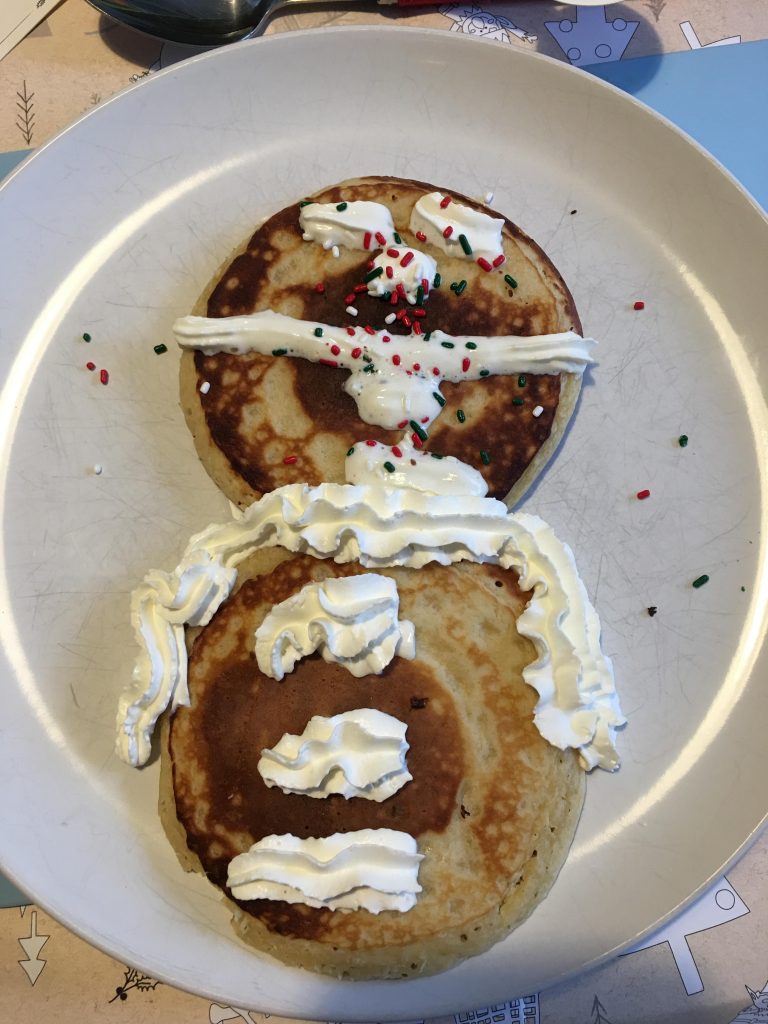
[409,192,505,262]
[258,708,412,801]
[345,437,488,497]
[367,245,437,305]
[173,311,594,434]
[255,573,415,680]
[299,201,395,251]
[116,483,623,771]
[227,829,423,912]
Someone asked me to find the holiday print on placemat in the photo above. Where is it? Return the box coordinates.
[589,996,617,1024]
[729,980,768,1022]
[17,907,49,985]
[623,876,749,995]
[545,5,639,67]
[439,6,537,44]
[455,997,540,1024]
[108,964,161,1003]
[209,1005,260,1023]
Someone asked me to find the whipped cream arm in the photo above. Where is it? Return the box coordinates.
[255,573,415,680]
[227,829,423,913]
[258,708,412,801]
[116,483,623,771]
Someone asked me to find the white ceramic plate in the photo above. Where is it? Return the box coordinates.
[0,26,767,1020]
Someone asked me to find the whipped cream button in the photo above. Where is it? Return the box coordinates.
[409,192,505,262]
[299,200,396,251]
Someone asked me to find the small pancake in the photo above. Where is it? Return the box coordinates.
[179,176,583,508]
[163,550,585,979]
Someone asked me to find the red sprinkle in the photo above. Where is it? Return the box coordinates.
[330,344,341,355]
[86,361,96,371]
[432,367,440,376]
[283,455,298,465]
[400,251,415,268]
[314,282,326,293]
[396,308,407,321]
[492,254,506,268]
[421,416,429,423]
[346,327,356,336]
[387,248,400,258]
[366,439,377,447]
[367,259,375,270]
[413,307,426,318]
[462,357,471,372]
[363,231,372,250]
[99,369,109,385]
[636,488,651,500]
[412,323,423,336]
[634,300,645,310]
[398,419,409,429]
[344,292,356,305]
[415,231,427,242]
[382,335,391,343]
[364,325,376,335]
[401,315,412,329]
[386,265,394,279]
[392,354,401,366]
[439,195,452,209]
[413,362,421,370]
[442,225,453,239]
[351,347,362,358]
[319,358,338,367]
[477,257,493,272]
[396,283,407,299]
[375,231,387,245]
[411,433,424,449]
[354,283,368,293]
[421,277,430,295]
[390,292,399,305]
[392,446,403,458]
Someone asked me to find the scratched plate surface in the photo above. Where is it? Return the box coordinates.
[0,27,767,1020]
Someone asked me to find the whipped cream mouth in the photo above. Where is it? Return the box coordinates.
[115,482,624,773]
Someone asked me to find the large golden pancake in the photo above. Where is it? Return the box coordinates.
[163,548,585,979]
[179,176,583,508]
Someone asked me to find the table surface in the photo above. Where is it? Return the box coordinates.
[1,3,767,1023]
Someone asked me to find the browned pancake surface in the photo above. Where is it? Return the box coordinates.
[167,552,585,978]
[180,176,583,507]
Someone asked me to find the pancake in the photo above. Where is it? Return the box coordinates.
[163,549,585,980]
[179,176,584,508]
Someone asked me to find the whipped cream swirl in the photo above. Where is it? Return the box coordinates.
[258,708,412,801]
[255,573,415,680]
[116,483,623,771]
[227,829,423,912]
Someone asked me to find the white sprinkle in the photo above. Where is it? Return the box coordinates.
[484,191,494,204]
[199,380,211,394]
[384,313,397,325]
[93,464,103,475]
[346,305,358,317]
[332,245,340,258]
[303,233,312,241]
[532,405,543,418]
[322,239,333,250]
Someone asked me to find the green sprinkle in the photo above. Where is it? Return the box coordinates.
[299,200,313,207]
[433,273,441,288]
[441,341,455,349]
[741,586,746,592]
[692,574,710,589]
[383,461,396,474]
[424,331,432,341]
[430,452,444,460]
[465,341,477,350]
[479,369,490,377]
[363,363,376,373]
[455,280,467,296]
[459,233,472,255]
[409,420,428,442]
[347,447,355,457]
[450,282,458,293]
[381,291,392,301]
[678,434,689,447]
[272,348,287,356]
[518,374,527,387]
[362,354,372,362]
[393,232,402,244]
[82,332,92,342]
[153,343,168,355]
[336,201,348,211]
[416,284,424,305]
[504,274,518,289]
[512,397,524,406]
[364,266,384,283]
[456,409,466,423]
[313,327,323,337]
[480,450,491,466]
[433,392,445,406]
